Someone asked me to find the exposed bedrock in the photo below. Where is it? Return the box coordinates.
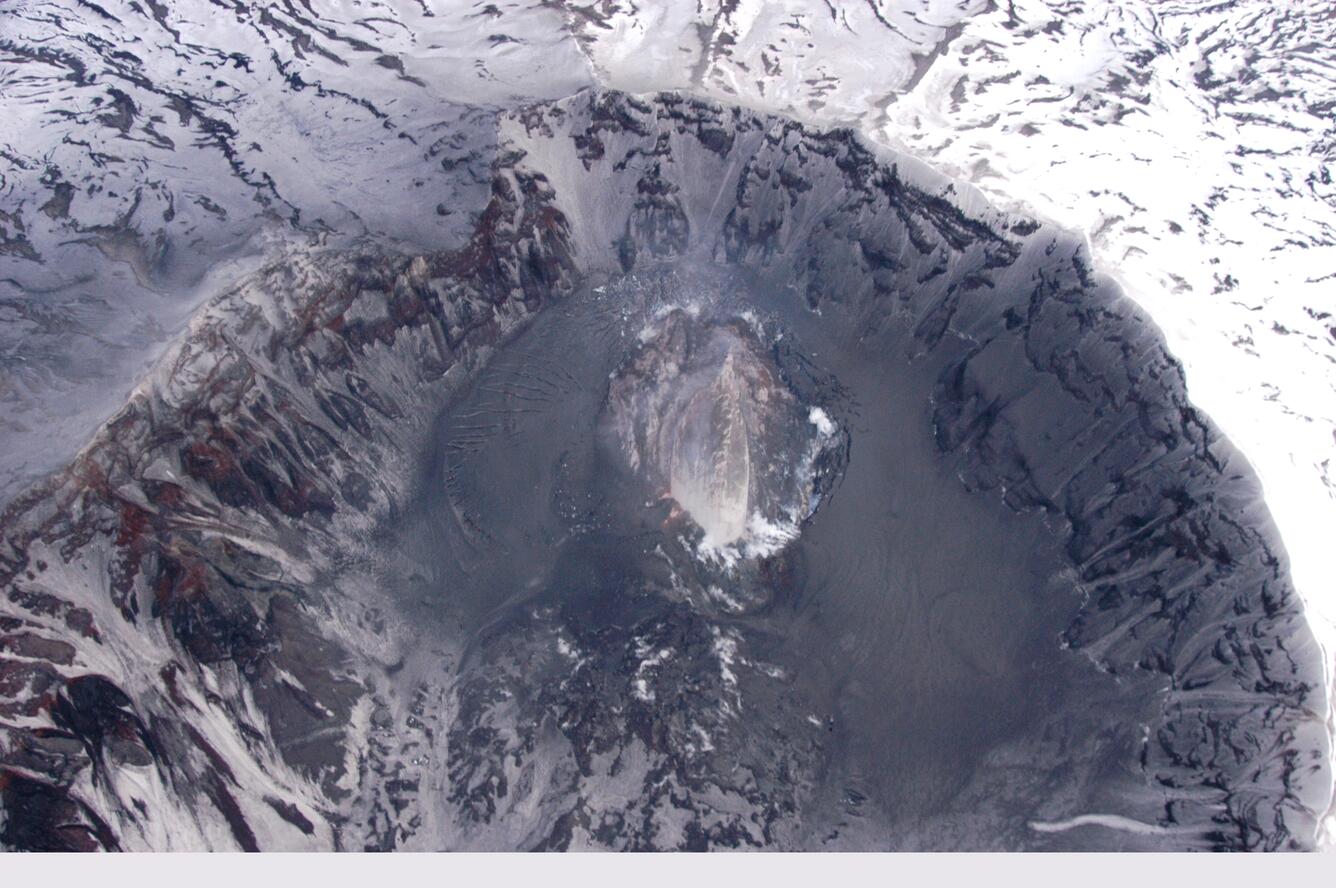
[0,89,1328,850]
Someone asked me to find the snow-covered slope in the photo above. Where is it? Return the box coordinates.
[0,0,590,505]
[0,144,572,849]
[1,0,1333,849]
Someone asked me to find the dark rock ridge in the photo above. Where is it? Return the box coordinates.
[0,89,1328,850]
[0,154,573,849]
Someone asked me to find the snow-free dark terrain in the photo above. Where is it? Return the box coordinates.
[0,90,1329,851]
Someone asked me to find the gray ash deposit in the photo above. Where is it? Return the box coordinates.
[0,90,1329,851]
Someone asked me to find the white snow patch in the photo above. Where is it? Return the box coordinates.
[1029,814,1182,837]
[808,406,836,437]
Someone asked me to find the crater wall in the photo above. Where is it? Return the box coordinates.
[0,89,1327,851]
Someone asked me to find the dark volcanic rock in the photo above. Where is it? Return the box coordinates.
[0,136,576,849]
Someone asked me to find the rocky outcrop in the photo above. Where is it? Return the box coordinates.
[0,157,574,849]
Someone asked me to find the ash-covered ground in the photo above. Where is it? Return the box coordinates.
[379,267,1096,849]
